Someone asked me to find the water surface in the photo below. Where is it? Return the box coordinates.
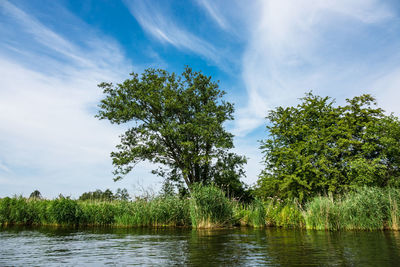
[1,226,399,266]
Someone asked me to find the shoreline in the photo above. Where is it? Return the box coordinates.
[1,186,399,231]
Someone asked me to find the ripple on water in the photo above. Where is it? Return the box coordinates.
[1,227,400,266]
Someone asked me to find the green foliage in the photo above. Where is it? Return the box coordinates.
[29,190,42,199]
[0,197,28,225]
[50,197,80,225]
[0,197,51,225]
[79,189,115,201]
[304,195,342,230]
[388,188,400,230]
[247,198,266,227]
[96,67,247,194]
[115,188,130,201]
[1,187,399,230]
[340,187,390,230]
[232,200,266,227]
[189,184,233,228]
[257,93,400,202]
[0,195,191,227]
[264,198,305,228]
[304,187,400,230]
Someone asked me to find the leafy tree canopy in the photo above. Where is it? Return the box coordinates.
[79,189,115,201]
[256,92,400,202]
[97,67,247,196]
[115,188,130,201]
[29,190,42,199]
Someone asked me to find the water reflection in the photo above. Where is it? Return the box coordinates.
[1,226,399,266]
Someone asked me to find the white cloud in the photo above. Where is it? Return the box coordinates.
[196,0,229,30]
[370,68,400,116]
[0,160,11,173]
[232,137,264,185]
[0,1,162,198]
[234,0,395,136]
[123,0,225,67]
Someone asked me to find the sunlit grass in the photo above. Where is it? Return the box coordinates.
[304,187,400,230]
[189,184,234,228]
[1,186,399,230]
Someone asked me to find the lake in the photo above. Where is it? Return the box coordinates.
[1,226,399,266]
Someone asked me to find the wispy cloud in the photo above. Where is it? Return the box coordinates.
[0,1,161,197]
[234,0,397,136]
[0,1,128,76]
[0,160,11,173]
[195,0,229,30]
[123,0,225,67]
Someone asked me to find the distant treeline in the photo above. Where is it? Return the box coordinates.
[78,188,130,201]
[26,188,130,202]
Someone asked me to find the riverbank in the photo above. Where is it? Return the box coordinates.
[1,186,399,230]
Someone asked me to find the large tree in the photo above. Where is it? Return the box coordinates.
[97,67,246,195]
[256,93,400,201]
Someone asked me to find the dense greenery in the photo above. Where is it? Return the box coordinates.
[29,190,42,199]
[2,186,399,230]
[0,195,190,227]
[97,67,247,197]
[257,93,400,201]
[189,183,233,228]
[78,188,130,201]
[304,187,400,230]
[4,62,400,231]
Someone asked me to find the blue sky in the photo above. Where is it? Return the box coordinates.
[1,0,400,198]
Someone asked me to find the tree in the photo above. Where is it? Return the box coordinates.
[29,190,42,199]
[97,67,246,194]
[115,188,130,201]
[256,92,400,202]
[79,189,115,201]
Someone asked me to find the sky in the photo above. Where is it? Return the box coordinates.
[1,0,400,198]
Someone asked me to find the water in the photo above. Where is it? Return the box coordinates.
[1,226,400,266]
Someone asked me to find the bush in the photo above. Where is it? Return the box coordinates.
[258,93,400,202]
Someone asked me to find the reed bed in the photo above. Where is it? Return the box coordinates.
[0,195,190,227]
[189,184,234,228]
[1,186,399,230]
[304,187,400,230]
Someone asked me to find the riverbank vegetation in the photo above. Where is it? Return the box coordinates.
[1,185,399,230]
[257,93,400,202]
[3,68,400,231]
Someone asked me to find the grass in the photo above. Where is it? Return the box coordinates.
[1,186,400,230]
[189,183,234,228]
[304,187,400,230]
[233,198,266,227]
[0,195,190,227]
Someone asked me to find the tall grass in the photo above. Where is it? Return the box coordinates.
[303,195,341,230]
[189,184,234,228]
[113,196,190,227]
[388,188,400,230]
[263,198,305,228]
[233,198,266,227]
[0,195,190,227]
[1,186,399,230]
[304,187,400,230]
